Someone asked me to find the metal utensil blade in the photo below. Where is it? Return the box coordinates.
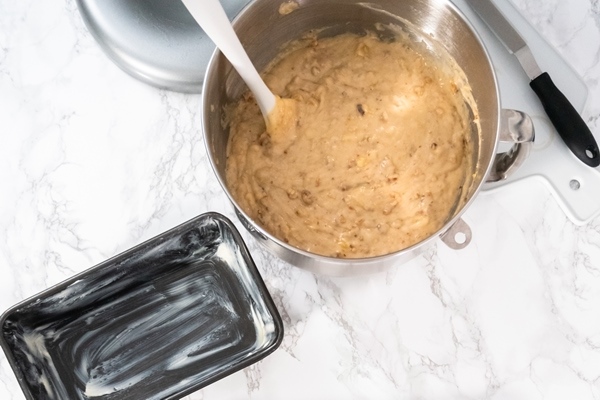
[465,0,542,79]
[467,0,600,168]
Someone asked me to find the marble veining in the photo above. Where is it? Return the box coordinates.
[1,0,600,399]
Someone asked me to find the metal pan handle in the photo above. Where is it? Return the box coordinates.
[486,109,535,183]
[440,217,472,249]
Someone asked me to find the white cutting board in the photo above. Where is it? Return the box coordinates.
[452,0,599,225]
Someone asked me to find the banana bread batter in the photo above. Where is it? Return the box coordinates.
[225,29,475,258]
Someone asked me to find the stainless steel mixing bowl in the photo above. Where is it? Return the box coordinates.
[202,0,534,275]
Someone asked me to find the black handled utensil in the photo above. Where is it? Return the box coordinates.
[466,0,600,167]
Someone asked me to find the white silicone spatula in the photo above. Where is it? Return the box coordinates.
[181,0,276,119]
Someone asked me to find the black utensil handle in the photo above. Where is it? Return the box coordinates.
[530,72,600,167]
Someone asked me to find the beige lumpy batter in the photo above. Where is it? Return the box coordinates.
[226,30,475,258]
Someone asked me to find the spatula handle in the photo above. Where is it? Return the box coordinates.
[181,0,276,117]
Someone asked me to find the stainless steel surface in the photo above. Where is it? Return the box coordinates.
[202,0,532,275]
[464,0,525,52]
[440,218,472,250]
[465,0,542,79]
[515,47,543,80]
[486,109,535,182]
[76,0,249,93]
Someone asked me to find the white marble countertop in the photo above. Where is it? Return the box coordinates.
[2,0,600,399]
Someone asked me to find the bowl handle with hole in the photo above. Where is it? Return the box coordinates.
[441,110,534,250]
[440,217,472,249]
[486,109,535,183]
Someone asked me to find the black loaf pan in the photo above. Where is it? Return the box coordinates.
[0,212,283,400]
